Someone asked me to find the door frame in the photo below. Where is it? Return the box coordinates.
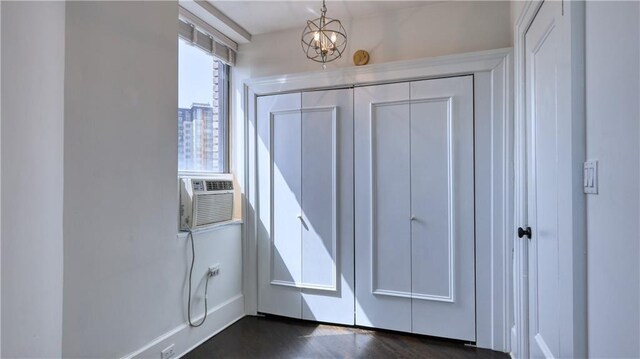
[513,1,587,357]
[242,48,513,352]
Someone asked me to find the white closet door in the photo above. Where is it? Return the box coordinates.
[355,82,413,332]
[301,89,354,325]
[257,89,354,324]
[257,93,302,318]
[410,76,475,341]
[355,77,475,340]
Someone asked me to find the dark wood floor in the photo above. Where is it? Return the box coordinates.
[184,316,509,358]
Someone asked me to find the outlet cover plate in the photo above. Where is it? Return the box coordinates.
[161,344,175,359]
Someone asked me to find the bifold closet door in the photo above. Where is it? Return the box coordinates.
[355,76,476,341]
[257,89,354,325]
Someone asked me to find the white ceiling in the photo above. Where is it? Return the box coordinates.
[208,1,436,35]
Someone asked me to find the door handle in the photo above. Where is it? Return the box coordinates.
[297,215,309,231]
[517,227,532,239]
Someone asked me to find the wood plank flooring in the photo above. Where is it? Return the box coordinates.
[184,316,509,358]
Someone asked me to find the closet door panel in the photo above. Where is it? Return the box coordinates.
[272,110,302,285]
[371,102,412,295]
[301,88,354,325]
[355,83,412,332]
[257,93,302,318]
[410,98,452,299]
[301,105,335,289]
[410,76,475,341]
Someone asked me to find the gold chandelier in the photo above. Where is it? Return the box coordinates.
[301,0,347,69]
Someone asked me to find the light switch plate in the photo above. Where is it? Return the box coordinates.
[584,160,598,194]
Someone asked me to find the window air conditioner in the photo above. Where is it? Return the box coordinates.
[180,178,234,230]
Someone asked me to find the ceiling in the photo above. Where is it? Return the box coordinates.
[208,1,435,35]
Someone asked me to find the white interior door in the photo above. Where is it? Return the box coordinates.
[257,89,354,325]
[410,76,475,341]
[355,77,475,340]
[525,1,564,357]
[257,93,302,318]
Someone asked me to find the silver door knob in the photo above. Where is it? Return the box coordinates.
[410,216,417,221]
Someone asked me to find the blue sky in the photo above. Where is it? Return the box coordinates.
[178,38,213,109]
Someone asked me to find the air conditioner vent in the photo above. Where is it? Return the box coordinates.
[195,193,233,226]
[206,180,233,191]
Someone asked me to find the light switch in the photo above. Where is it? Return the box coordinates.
[584,160,598,194]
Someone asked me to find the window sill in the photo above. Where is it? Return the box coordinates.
[176,218,243,239]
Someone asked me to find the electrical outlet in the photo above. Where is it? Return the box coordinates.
[209,264,221,277]
[160,344,175,359]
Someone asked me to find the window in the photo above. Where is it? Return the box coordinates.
[178,37,229,173]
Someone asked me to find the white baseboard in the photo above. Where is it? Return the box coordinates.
[121,294,245,359]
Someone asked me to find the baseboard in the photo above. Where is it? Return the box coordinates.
[121,294,245,359]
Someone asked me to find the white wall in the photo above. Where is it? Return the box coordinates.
[63,2,243,358]
[585,2,640,357]
[1,2,66,357]
[236,1,511,79]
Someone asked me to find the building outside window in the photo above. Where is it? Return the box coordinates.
[178,37,229,173]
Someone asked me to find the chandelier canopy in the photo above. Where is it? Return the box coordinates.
[301,0,347,68]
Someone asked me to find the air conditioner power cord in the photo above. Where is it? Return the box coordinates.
[186,228,212,327]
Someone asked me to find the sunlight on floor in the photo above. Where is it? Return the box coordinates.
[299,325,370,338]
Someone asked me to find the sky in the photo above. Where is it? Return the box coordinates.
[178,38,214,109]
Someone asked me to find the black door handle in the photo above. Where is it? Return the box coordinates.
[518,227,532,239]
